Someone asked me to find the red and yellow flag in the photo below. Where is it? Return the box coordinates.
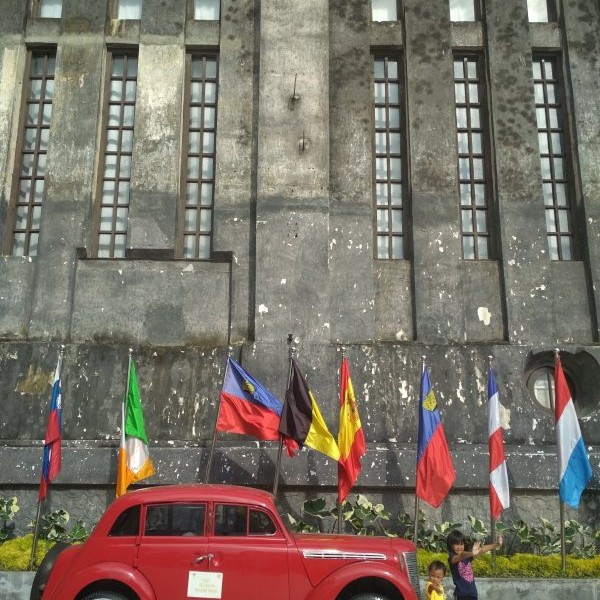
[279,359,340,461]
[337,357,365,503]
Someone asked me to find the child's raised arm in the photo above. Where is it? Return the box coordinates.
[473,534,503,557]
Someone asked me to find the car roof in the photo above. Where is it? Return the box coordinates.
[118,484,275,506]
[94,484,279,535]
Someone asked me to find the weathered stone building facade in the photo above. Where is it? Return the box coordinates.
[0,0,598,533]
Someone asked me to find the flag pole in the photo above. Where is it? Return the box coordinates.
[205,346,233,483]
[272,334,294,497]
[29,344,65,570]
[116,349,133,498]
[413,355,426,546]
[28,499,43,571]
[488,354,497,574]
[337,345,346,534]
[555,348,567,573]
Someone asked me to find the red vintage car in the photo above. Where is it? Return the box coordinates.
[32,484,421,600]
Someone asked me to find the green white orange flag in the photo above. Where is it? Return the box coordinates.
[116,359,155,497]
[279,359,340,461]
[337,356,365,503]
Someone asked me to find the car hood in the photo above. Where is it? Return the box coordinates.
[293,532,397,556]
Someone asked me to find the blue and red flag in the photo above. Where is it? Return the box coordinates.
[39,354,63,502]
[217,358,283,441]
[555,354,592,508]
[416,365,455,507]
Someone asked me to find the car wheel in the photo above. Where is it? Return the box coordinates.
[80,593,129,600]
[349,595,391,600]
[30,541,71,600]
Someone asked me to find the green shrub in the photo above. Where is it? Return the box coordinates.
[417,550,600,578]
[0,496,19,542]
[0,535,55,571]
[30,509,89,543]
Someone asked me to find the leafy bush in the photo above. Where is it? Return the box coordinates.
[286,494,393,536]
[30,509,89,544]
[0,535,55,571]
[417,549,600,578]
[286,494,599,567]
[0,496,19,542]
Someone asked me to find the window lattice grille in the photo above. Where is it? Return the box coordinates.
[374,55,406,260]
[533,56,574,261]
[95,53,138,259]
[180,54,219,260]
[454,55,491,260]
[9,52,56,258]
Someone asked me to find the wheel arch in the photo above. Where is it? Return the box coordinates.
[30,541,72,600]
[335,576,406,600]
[44,562,156,600]
[74,579,140,600]
[303,563,416,600]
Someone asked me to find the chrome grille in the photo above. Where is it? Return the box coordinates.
[403,551,422,600]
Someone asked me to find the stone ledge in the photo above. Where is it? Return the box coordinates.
[0,444,598,490]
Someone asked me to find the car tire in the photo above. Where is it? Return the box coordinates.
[80,593,129,600]
[349,595,391,600]
[30,541,71,600]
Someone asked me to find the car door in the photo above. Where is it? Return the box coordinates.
[207,503,290,600]
[136,502,211,599]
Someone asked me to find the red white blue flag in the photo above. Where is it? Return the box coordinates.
[416,365,455,507]
[39,353,63,501]
[554,354,592,508]
[217,357,283,441]
[488,367,509,520]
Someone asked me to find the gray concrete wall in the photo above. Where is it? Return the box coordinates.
[0,0,599,539]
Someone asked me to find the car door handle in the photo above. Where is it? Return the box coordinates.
[191,553,213,565]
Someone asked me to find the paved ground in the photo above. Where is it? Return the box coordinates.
[3,572,600,600]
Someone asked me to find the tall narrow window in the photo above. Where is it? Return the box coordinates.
[4,52,56,258]
[38,0,62,18]
[117,0,142,20]
[527,0,552,22]
[449,0,478,22]
[454,55,492,260]
[179,53,219,259]
[193,0,220,20]
[93,53,138,259]
[373,55,406,260]
[533,56,575,261]
[372,0,398,22]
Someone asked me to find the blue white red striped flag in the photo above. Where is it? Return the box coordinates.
[488,367,509,520]
[554,355,592,508]
[39,353,63,501]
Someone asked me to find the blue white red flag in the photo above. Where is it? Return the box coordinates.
[554,355,592,508]
[39,353,63,502]
[416,365,455,507]
[217,358,283,441]
[488,367,509,520]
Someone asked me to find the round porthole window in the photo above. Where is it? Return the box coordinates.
[529,367,555,411]
[524,350,600,418]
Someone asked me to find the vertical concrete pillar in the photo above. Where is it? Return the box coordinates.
[28,40,105,338]
[212,0,256,343]
[328,1,376,344]
[561,0,600,341]
[127,43,184,250]
[255,0,330,344]
[486,0,557,346]
[405,0,462,343]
